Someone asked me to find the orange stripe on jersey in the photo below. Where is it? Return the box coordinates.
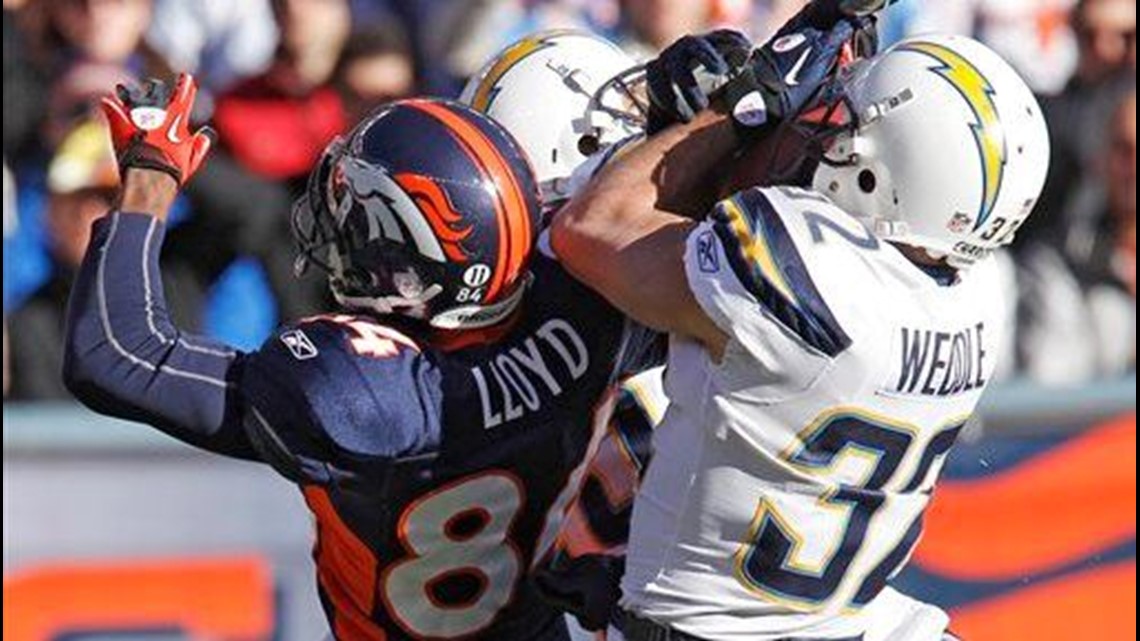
[303,486,387,641]
[410,100,533,303]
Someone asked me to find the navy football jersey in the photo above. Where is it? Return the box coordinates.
[241,250,660,641]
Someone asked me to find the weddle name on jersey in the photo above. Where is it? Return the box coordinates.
[472,318,591,430]
[891,324,989,399]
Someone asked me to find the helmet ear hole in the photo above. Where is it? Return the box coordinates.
[858,170,878,194]
[578,135,601,157]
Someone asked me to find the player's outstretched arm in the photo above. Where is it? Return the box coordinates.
[62,75,256,459]
[551,12,869,357]
[551,110,737,357]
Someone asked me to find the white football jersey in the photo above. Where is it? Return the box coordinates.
[620,186,1006,639]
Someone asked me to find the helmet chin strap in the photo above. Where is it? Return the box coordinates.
[333,284,445,320]
[429,273,534,330]
[334,273,533,332]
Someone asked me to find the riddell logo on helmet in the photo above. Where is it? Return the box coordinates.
[954,241,990,259]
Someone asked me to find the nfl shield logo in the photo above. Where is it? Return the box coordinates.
[948,213,973,234]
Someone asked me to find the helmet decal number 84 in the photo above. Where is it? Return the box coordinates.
[459,264,492,303]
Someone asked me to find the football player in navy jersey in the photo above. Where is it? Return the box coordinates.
[63,76,661,641]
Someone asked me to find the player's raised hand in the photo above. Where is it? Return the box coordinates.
[715,5,877,138]
[645,29,754,134]
[100,73,215,187]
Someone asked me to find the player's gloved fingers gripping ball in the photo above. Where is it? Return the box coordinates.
[721,14,873,138]
[645,29,754,134]
[100,73,216,186]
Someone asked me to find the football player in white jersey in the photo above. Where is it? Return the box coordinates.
[550,20,1050,641]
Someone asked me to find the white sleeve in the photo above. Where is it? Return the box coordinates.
[682,219,833,395]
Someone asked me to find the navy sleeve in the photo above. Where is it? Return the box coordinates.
[63,212,255,459]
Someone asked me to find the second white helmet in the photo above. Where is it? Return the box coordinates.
[811,34,1051,267]
[461,30,644,202]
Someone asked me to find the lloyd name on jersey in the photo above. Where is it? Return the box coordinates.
[473,319,591,430]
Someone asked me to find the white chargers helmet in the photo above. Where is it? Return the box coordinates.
[461,30,646,202]
[810,34,1050,267]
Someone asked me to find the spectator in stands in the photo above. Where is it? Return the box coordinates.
[1068,92,1136,295]
[1017,91,1136,384]
[408,0,588,94]
[615,0,718,58]
[159,0,356,329]
[909,0,1080,95]
[3,159,15,399]
[213,0,351,183]
[42,0,153,68]
[334,22,417,127]
[145,0,278,93]
[45,63,135,151]
[1035,0,1135,245]
[4,2,47,160]
[3,161,14,238]
[6,119,115,400]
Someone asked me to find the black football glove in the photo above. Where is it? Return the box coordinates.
[645,29,754,134]
[718,8,878,139]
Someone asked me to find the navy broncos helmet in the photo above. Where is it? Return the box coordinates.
[294,99,542,330]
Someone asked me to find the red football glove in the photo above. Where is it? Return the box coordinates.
[100,73,215,186]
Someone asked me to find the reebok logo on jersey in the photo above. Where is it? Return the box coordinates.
[697,231,721,273]
[281,329,319,361]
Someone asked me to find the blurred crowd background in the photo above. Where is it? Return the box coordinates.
[1,0,1135,400]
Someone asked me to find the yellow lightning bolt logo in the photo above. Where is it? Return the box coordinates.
[469,31,574,113]
[899,41,1007,231]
